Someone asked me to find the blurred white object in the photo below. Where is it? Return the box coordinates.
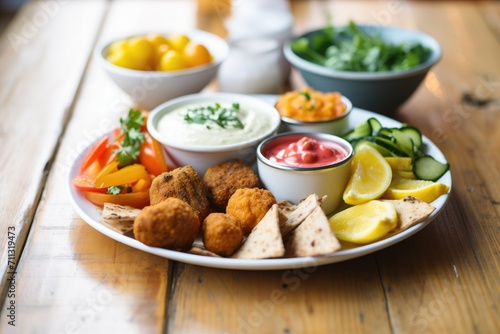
[225,0,293,83]
[217,38,281,94]
[218,38,281,94]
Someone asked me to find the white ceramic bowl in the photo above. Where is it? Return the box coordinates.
[95,30,229,110]
[279,95,353,135]
[148,93,282,176]
[257,132,353,214]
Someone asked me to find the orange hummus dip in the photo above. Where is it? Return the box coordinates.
[275,87,347,122]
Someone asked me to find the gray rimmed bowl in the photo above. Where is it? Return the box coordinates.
[284,25,442,115]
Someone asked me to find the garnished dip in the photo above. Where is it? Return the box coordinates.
[157,101,275,146]
[184,102,243,130]
[275,87,347,122]
[264,136,348,168]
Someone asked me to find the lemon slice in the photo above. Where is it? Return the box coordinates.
[384,157,413,171]
[343,143,392,205]
[329,200,397,243]
[395,170,416,179]
[382,177,450,203]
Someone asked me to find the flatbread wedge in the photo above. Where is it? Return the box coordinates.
[279,194,322,236]
[284,205,341,257]
[383,196,436,236]
[101,203,142,234]
[232,204,285,259]
[189,246,221,257]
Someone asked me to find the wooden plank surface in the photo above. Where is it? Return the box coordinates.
[0,1,499,333]
[168,257,391,334]
[0,0,198,333]
[0,0,108,304]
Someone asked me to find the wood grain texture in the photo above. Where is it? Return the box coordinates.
[168,257,390,334]
[0,1,199,333]
[0,0,108,303]
[0,1,499,334]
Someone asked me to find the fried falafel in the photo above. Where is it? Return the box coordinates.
[226,188,277,236]
[202,213,243,257]
[134,197,200,250]
[203,160,261,211]
[150,165,210,221]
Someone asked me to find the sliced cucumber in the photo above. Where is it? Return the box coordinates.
[400,126,422,149]
[390,128,414,156]
[377,127,393,137]
[343,119,371,141]
[346,118,449,181]
[367,118,382,134]
[413,155,450,181]
[363,136,409,157]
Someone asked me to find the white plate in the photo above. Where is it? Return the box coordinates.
[67,96,452,270]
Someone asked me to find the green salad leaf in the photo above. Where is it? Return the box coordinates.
[291,20,431,72]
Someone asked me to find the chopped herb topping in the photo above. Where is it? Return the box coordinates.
[107,186,122,195]
[300,91,312,101]
[184,102,244,129]
[114,109,145,166]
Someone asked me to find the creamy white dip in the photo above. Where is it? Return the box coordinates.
[157,102,275,146]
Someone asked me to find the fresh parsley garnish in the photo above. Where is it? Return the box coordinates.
[300,91,312,100]
[184,102,244,130]
[114,109,145,166]
[107,186,122,195]
[291,19,431,72]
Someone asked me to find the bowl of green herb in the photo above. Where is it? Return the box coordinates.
[147,93,281,175]
[284,21,442,115]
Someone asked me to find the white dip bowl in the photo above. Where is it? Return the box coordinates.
[148,93,281,176]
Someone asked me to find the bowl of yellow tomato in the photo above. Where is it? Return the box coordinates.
[95,30,229,110]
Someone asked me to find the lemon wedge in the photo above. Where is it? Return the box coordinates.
[329,200,397,243]
[384,157,413,171]
[395,170,416,179]
[343,143,392,205]
[382,177,450,203]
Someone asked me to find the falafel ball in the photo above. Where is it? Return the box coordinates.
[202,213,243,257]
[226,188,277,236]
[150,165,210,221]
[134,197,200,250]
[203,160,261,211]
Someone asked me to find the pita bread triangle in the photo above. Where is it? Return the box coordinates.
[232,204,285,259]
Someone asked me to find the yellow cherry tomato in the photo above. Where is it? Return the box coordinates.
[127,37,154,61]
[125,37,155,70]
[183,42,212,67]
[159,50,188,71]
[107,40,127,56]
[147,34,169,48]
[107,49,141,70]
[167,34,190,51]
[149,43,171,69]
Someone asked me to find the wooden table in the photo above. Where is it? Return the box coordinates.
[1,0,499,333]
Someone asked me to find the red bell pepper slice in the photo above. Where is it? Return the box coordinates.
[80,136,109,173]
